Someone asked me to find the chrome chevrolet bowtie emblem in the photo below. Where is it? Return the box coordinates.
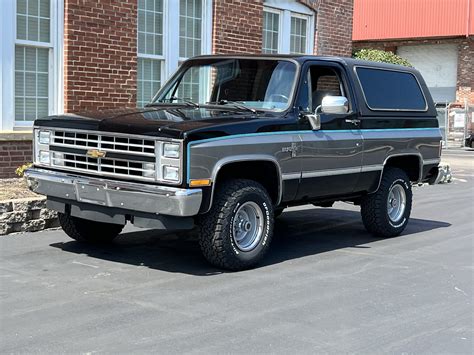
[282,143,299,157]
[86,149,107,158]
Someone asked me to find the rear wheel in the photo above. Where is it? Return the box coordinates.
[58,213,124,243]
[197,179,274,271]
[361,168,412,238]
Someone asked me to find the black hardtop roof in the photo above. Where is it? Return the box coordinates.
[188,54,434,117]
[191,54,419,74]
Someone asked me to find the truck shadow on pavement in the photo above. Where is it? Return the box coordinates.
[50,208,451,276]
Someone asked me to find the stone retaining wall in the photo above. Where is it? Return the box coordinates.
[0,197,59,235]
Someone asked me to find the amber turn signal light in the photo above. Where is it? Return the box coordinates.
[189,179,212,187]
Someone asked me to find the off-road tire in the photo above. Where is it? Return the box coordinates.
[361,167,413,238]
[58,213,124,243]
[197,179,274,271]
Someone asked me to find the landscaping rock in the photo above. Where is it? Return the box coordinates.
[0,223,10,235]
[13,198,46,212]
[0,211,28,223]
[0,201,13,214]
[39,209,58,220]
[23,219,46,232]
[0,196,59,236]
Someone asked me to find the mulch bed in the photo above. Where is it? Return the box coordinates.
[0,178,39,201]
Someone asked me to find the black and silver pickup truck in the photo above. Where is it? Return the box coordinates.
[26,55,443,270]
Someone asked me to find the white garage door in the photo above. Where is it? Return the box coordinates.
[397,44,458,103]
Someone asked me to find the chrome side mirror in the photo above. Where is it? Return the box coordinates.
[321,96,349,114]
[303,96,348,131]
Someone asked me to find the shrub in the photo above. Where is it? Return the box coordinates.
[15,163,32,177]
[353,49,412,67]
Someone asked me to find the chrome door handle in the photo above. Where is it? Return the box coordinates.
[345,119,361,125]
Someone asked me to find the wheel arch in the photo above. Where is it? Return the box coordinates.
[372,153,423,193]
[201,155,283,214]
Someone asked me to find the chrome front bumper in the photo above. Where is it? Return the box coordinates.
[25,168,202,217]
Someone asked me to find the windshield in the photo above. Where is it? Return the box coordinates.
[153,58,298,112]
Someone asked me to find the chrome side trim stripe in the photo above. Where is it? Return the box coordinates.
[361,164,384,172]
[283,165,384,180]
[302,167,361,178]
[282,172,301,180]
[423,158,441,165]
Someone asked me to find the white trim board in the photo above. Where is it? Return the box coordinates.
[1,0,64,131]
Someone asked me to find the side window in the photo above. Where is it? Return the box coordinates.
[355,67,427,111]
[298,65,347,112]
[311,68,344,111]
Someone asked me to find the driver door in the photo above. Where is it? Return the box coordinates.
[295,62,363,200]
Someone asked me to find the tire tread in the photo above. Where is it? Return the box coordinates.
[361,168,412,238]
[197,179,273,270]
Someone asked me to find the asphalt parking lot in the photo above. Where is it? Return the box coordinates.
[1,149,473,353]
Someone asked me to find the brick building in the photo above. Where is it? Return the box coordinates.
[0,0,354,178]
[353,0,473,145]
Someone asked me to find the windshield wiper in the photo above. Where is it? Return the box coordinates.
[148,96,200,108]
[209,100,257,114]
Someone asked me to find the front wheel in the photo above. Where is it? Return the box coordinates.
[197,179,274,271]
[361,168,413,238]
[58,213,124,243]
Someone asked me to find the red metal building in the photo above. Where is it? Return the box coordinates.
[354,0,473,41]
[353,0,473,146]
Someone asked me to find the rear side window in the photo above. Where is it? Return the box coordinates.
[356,67,427,111]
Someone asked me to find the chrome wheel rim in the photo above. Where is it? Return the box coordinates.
[232,201,264,252]
[387,184,406,223]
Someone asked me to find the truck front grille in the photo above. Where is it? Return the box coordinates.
[53,131,155,156]
[50,130,157,181]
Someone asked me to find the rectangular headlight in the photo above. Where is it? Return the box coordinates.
[38,130,51,145]
[163,143,180,158]
[39,150,50,165]
[163,166,179,181]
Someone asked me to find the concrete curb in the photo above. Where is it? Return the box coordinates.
[0,197,59,236]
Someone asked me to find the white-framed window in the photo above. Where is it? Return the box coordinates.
[178,0,204,101]
[262,9,280,54]
[137,0,164,108]
[137,0,212,107]
[290,15,308,54]
[262,1,314,55]
[179,0,203,59]
[137,58,162,108]
[1,0,63,131]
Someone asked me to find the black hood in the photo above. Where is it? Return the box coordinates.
[35,106,284,139]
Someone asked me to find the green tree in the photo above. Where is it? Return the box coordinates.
[353,49,412,67]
